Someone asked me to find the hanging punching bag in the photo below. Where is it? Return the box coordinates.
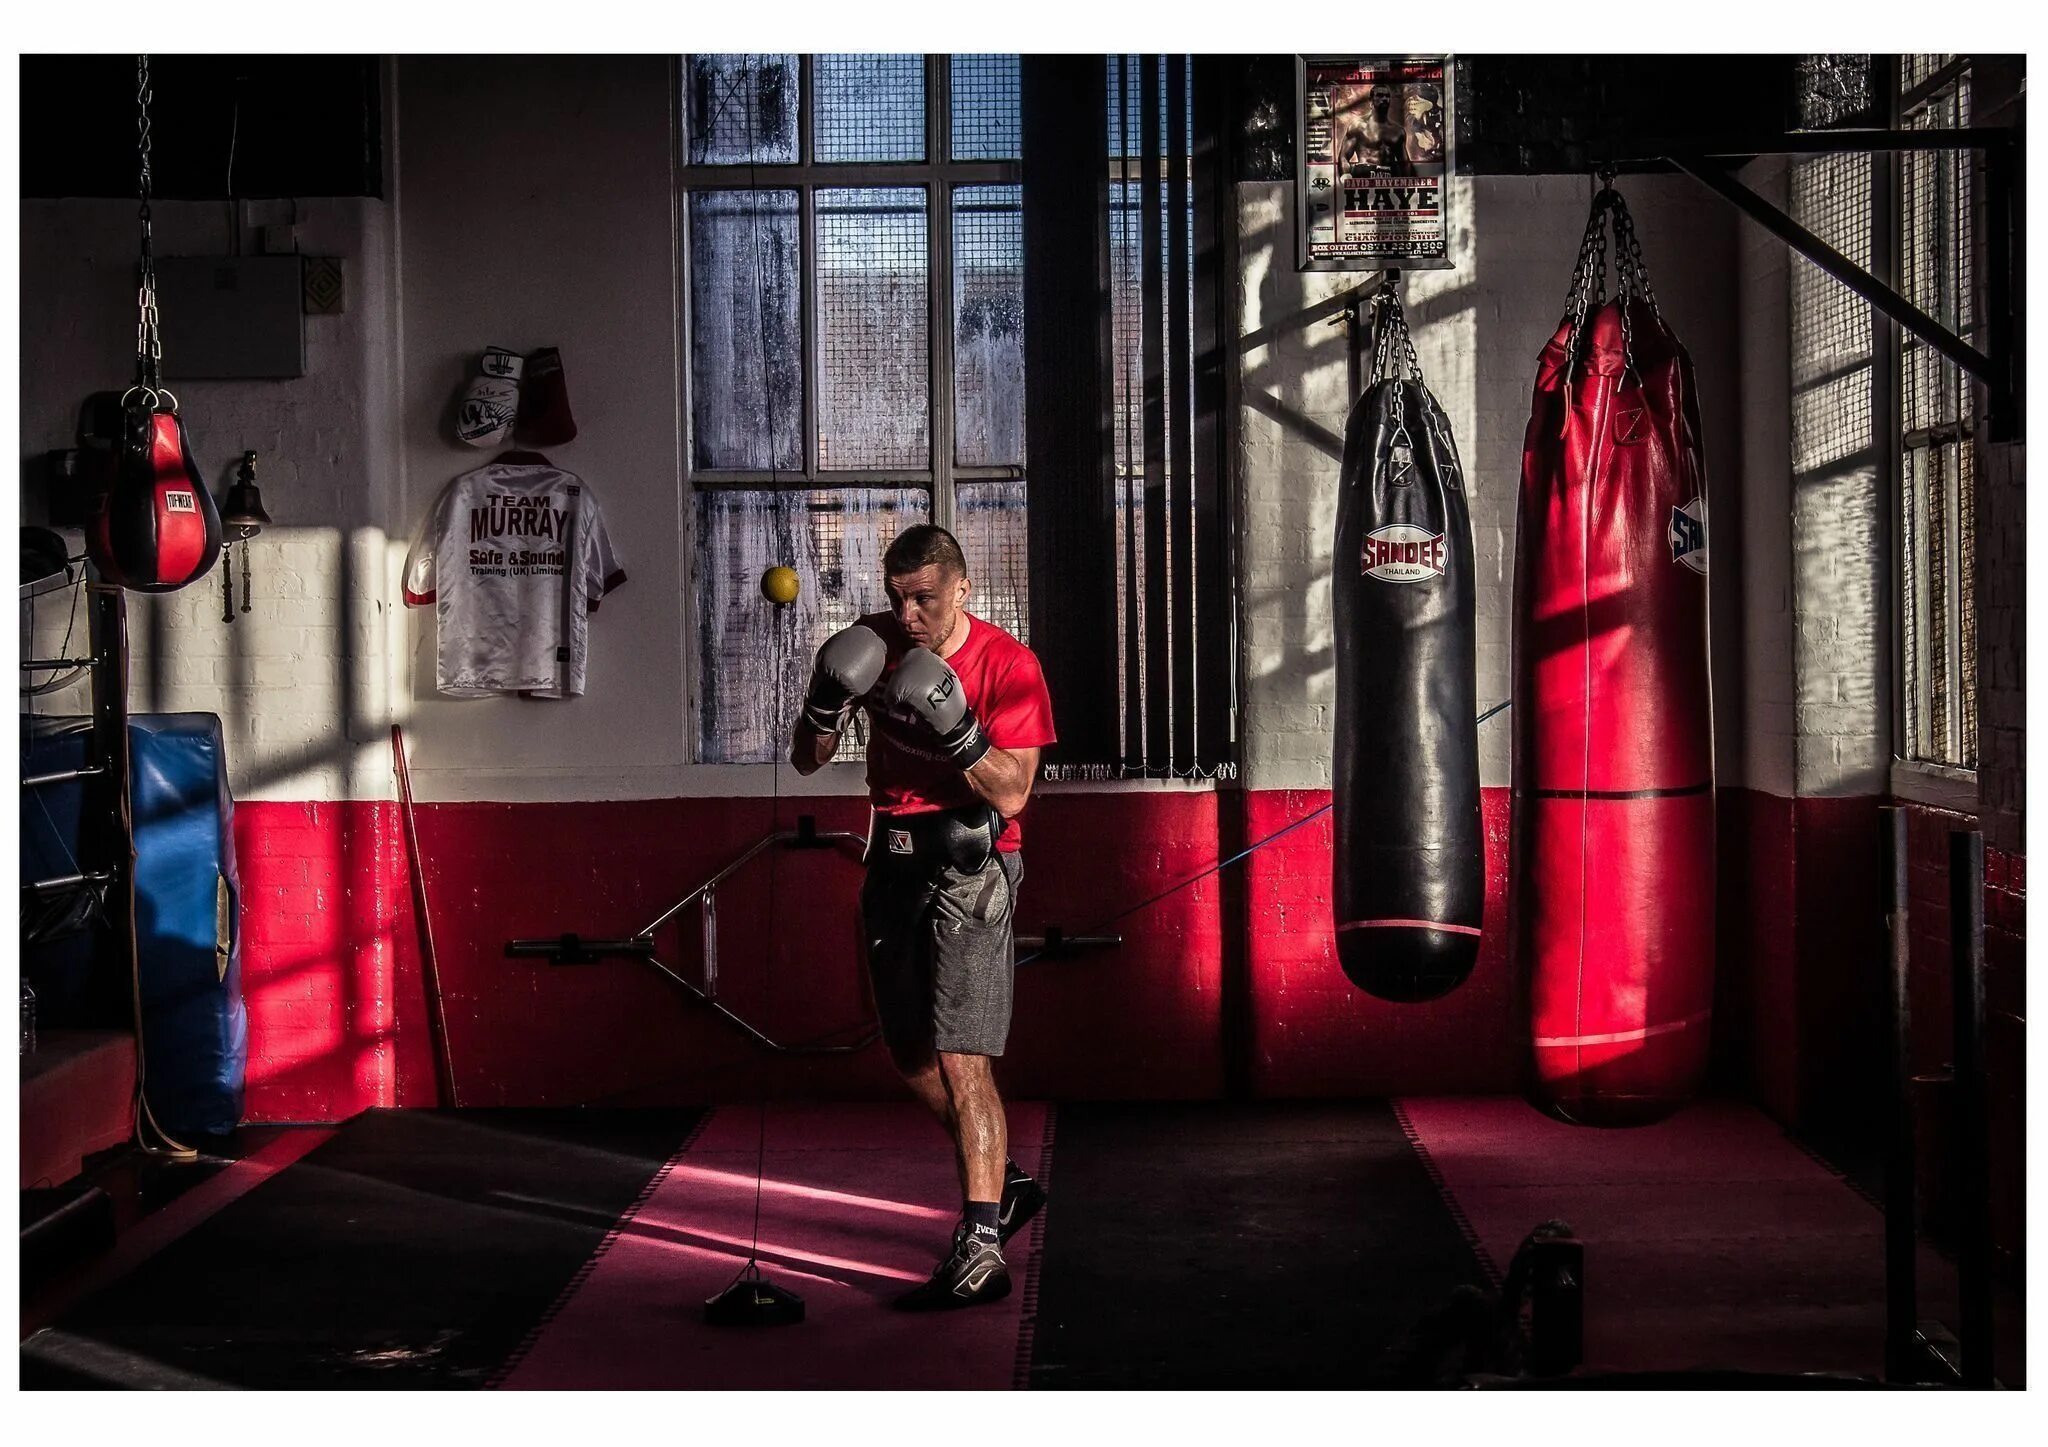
[1332,285,1483,1001]
[86,53,222,596]
[1512,183,1715,1125]
[87,394,223,593]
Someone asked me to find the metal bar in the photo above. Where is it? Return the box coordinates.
[1116,56,1143,769]
[22,659,97,671]
[1014,935,1122,953]
[1140,54,1169,771]
[1873,60,1909,769]
[1882,806,1918,1382]
[23,872,114,894]
[701,885,719,1002]
[635,828,865,938]
[1166,52,1194,771]
[642,954,879,1055]
[22,766,107,789]
[799,182,819,479]
[1190,54,1236,771]
[1949,828,1993,1387]
[690,471,931,489]
[676,162,1019,189]
[1981,131,2019,441]
[1237,271,1392,356]
[1670,156,1996,385]
[926,52,954,530]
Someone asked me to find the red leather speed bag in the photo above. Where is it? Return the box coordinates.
[87,401,222,593]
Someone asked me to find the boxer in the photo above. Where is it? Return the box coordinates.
[792,524,1058,1309]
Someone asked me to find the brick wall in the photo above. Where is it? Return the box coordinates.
[20,193,404,804]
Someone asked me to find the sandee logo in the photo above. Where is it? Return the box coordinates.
[1362,524,1446,583]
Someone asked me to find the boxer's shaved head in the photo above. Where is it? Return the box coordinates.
[884,524,968,583]
[884,525,972,655]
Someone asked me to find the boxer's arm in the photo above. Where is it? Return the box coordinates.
[964,744,1039,819]
[790,717,841,774]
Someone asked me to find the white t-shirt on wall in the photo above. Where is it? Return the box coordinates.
[402,461,626,699]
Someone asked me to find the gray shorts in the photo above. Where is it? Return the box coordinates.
[862,849,1022,1057]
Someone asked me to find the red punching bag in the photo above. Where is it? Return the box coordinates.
[1512,182,1714,1125]
[86,53,222,595]
[87,394,223,592]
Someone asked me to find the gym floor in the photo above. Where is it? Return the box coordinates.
[20,1096,2025,1389]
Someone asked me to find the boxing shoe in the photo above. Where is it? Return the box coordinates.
[999,1162,1046,1244]
[893,1224,1012,1311]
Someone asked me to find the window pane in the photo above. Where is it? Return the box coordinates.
[694,487,928,763]
[950,55,1021,160]
[685,55,798,165]
[815,54,924,162]
[816,187,929,470]
[688,190,801,472]
[953,480,1029,644]
[953,185,1024,467]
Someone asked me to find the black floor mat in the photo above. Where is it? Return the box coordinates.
[22,1108,702,1389]
[1026,1102,1492,1389]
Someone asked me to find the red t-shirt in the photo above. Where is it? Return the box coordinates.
[859,611,1057,851]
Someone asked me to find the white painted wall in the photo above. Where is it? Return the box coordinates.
[1236,172,1744,792]
[20,60,1860,817]
[1733,158,1799,798]
[21,194,403,802]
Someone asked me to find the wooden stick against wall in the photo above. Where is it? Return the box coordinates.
[392,725,459,1109]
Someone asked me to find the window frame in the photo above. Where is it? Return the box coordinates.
[1885,54,1981,797]
[674,55,1025,530]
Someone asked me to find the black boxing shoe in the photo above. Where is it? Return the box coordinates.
[999,1163,1047,1245]
[893,1225,1012,1311]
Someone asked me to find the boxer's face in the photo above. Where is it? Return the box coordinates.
[886,564,971,652]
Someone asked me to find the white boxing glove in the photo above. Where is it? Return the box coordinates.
[457,347,524,447]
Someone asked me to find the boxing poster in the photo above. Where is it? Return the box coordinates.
[1296,56,1454,271]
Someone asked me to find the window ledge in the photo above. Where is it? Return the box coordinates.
[1889,757,1979,814]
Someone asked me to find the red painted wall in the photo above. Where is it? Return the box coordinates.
[236,784,2018,1270]
[233,788,1527,1122]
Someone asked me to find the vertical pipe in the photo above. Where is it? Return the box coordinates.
[1948,827,1992,1386]
[1881,805,1917,1381]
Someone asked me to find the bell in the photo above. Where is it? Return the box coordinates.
[222,450,272,539]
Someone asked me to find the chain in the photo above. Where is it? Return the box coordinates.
[1371,278,1419,478]
[133,55,163,391]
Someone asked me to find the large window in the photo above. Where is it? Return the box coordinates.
[682,55,1026,763]
[1897,56,1978,771]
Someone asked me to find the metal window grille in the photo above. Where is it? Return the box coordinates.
[815,54,925,163]
[950,55,1021,161]
[1788,151,1874,482]
[680,56,1023,764]
[1898,62,1978,769]
[1794,55,1876,130]
[816,187,930,469]
[1092,54,1218,780]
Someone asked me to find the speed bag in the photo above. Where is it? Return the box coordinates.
[1332,378,1483,1001]
[1512,298,1715,1125]
[87,400,222,593]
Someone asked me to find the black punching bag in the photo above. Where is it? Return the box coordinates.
[1332,286,1483,1001]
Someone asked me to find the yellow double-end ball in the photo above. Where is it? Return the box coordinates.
[760,565,800,605]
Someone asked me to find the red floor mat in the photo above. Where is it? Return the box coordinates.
[500,1102,1049,1389]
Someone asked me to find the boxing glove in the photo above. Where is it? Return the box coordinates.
[457,347,524,447]
[517,346,578,447]
[801,623,888,734]
[873,646,990,769]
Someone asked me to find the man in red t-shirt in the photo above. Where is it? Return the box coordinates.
[791,524,1056,1311]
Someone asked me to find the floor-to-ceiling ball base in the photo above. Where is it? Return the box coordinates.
[705,1267,805,1327]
